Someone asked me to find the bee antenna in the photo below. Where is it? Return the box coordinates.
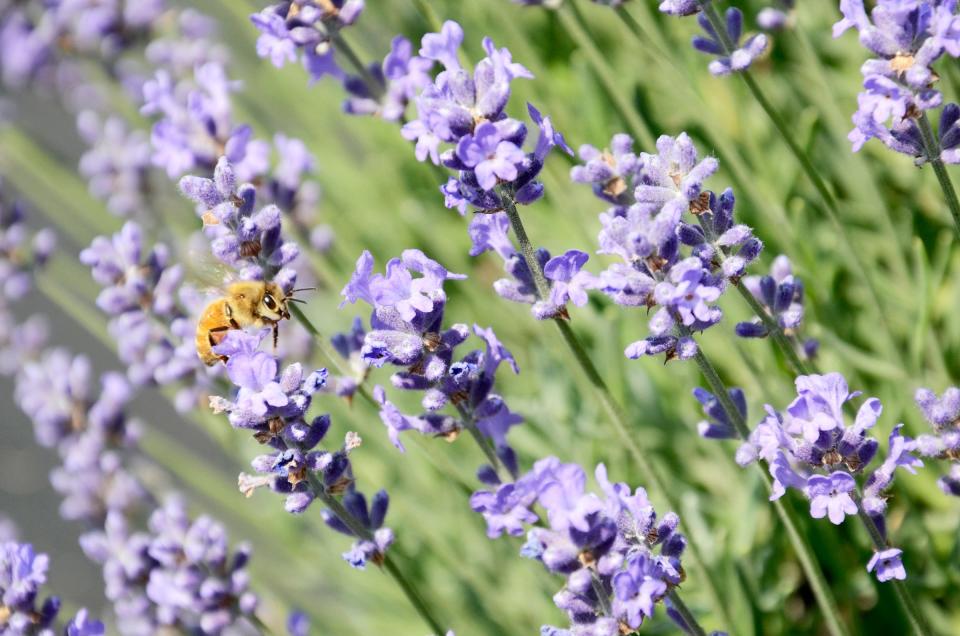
[287,297,307,304]
[291,287,317,293]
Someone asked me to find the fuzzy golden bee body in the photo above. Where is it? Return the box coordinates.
[195,281,291,366]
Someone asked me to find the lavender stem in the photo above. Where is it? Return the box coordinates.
[679,325,850,636]
[666,588,708,636]
[306,474,446,635]
[917,111,960,240]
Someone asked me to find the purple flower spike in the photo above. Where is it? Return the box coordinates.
[692,8,768,76]
[544,250,594,307]
[456,122,526,191]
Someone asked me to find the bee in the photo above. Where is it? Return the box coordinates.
[195,281,307,366]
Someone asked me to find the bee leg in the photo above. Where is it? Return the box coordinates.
[272,322,279,349]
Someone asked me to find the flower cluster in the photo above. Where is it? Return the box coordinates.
[403,21,572,208]
[211,328,393,569]
[691,7,769,76]
[81,498,257,635]
[179,157,301,284]
[0,0,166,89]
[732,372,921,581]
[340,250,526,478]
[0,190,55,302]
[250,1,364,82]
[472,459,687,635]
[913,386,960,495]
[80,222,214,410]
[572,132,762,361]
[11,342,260,632]
[834,0,960,160]
[14,350,145,523]
[735,255,818,359]
[76,112,152,218]
[0,540,104,636]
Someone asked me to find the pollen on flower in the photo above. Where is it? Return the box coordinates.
[345,431,362,451]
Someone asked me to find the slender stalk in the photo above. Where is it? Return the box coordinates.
[853,495,931,636]
[917,112,960,240]
[307,475,446,635]
[680,327,850,636]
[246,613,276,636]
[455,402,514,481]
[409,0,443,32]
[496,186,732,634]
[329,31,385,100]
[666,588,708,636]
[288,303,375,408]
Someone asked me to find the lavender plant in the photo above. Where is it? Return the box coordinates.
[4,0,960,634]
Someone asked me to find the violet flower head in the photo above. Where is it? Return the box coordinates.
[403,22,569,213]
[758,1,795,32]
[340,249,465,368]
[0,541,61,635]
[473,459,685,633]
[572,132,757,363]
[249,1,364,83]
[76,112,152,218]
[913,385,960,495]
[736,255,818,359]
[835,0,960,157]
[692,8,768,76]
[735,372,920,581]
[0,191,55,302]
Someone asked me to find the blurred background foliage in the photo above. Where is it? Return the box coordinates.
[2,0,960,634]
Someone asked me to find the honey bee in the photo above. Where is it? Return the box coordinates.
[195,281,306,366]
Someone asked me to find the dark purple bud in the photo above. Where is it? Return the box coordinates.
[735,321,768,338]
[678,223,706,245]
[477,464,500,485]
[773,281,795,313]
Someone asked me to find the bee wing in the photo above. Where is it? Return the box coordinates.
[178,231,239,298]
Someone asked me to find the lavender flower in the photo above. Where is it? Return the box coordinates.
[913,386,960,495]
[573,133,760,362]
[757,0,795,31]
[473,459,688,634]
[0,191,55,302]
[735,255,818,358]
[80,499,258,634]
[0,541,61,635]
[403,21,570,207]
[80,222,213,409]
[76,112,151,218]
[178,157,300,283]
[250,1,364,83]
[734,372,921,581]
[212,329,395,568]
[692,8,768,76]
[835,0,960,158]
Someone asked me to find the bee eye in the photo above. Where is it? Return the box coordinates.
[263,294,277,311]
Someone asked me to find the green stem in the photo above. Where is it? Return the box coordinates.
[307,475,446,635]
[329,31,384,100]
[496,187,731,634]
[246,613,276,636]
[853,494,931,636]
[680,326,850,636]
[409,0,443,32]
[917,112,960,240]
[666,588,708,636]
[455,402,514,481]
[288,303,375,408]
